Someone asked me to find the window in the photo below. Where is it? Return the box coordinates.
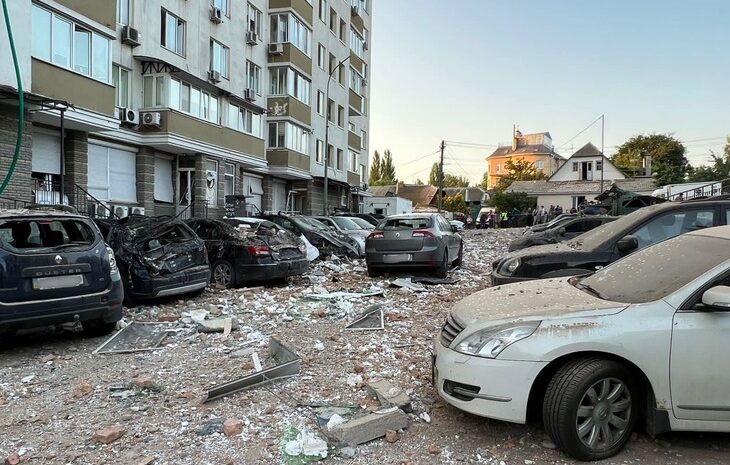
[154,156,174,203]
[268,122,310,155]
[247,3,262,36]
[143,75,165,107]
[338,64,345,85]
[316,140,324,163]
[350,28,365,59]
[117,0,129,25]
[337,105,344,127]
[270,13,311,56]
[329,53,336,74]
[169,77,219,123]
[327,145,334,167]
[318,44,326,69]
[535,160,544,171]
[360,130,366,150]
[212,0,229,17]
[329,8,336,32]
[87,144,136,203]
[348,122,355,132]
[318,0,327,22]
[112,65,130,107]
[349,66,363,94]
[496,164,501,173]
[349,150,358,172]
[210,40,229,78]
[224,163,235,197]
[246,61,260,94]
[596,160,603,171]
[336,149,343,170]
[317,91,325,116]
[360,95,367,115]
[360,164,366,183]
[205,160,218,205]
[339,18,346,42]
[327,98,334,123]
[631,210,715,249]
[31,5,111,83]
[268,67,310,104]
[226,103,262,137]
[161,9,185,56]
[572,162,579,172]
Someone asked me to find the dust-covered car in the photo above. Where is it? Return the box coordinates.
[508,216,617,251]
[260,214,360,258]
[186,218,309,288]
[95,215,210,305]
[313,216,370,257]
[0,207,123,336]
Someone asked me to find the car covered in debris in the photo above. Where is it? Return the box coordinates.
[492,200,730,285]
[522,213,578,235]
[508,216,618,251]
[260,214,360,259]
[0,207,123,336]
[186,218,309,288]
[313,216,370,257]
[365,213,463,278]
[95,215,210,305]
[434,226,730,460]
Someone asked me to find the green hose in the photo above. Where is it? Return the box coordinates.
[0,0,24,196]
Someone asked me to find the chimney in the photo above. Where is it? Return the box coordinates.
[395,181,404,195]
[642,153,652,177]
[511,124,518,151]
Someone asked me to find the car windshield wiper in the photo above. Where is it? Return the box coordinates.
[575,281,608,300]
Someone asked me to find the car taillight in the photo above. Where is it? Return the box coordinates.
[412,230,435,238]
[106,246,119,274]
[247,245,271,256]
[368,231,384,239]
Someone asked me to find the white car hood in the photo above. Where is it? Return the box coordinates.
[451,278,627,326]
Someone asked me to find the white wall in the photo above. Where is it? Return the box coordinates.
[550,156,625,182]
[537,194,588,211]
[0,0,31,91]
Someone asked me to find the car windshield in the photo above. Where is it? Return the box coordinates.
[382,217,433,230]
[349,217,375,230]
[577,233,730,303]
[0,218,96,251]
[299,217,330,231]
[332,217,362,230]
[565,204,666,250]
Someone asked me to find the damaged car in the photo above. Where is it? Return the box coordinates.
[508,216,617,251]
[186,218,309,288]
[95,215,210,305]
[313,216,370,257]
[260,214,360,259]
[434,226,730,461]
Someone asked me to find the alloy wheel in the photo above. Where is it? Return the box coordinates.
[575,377,632,451]
[213,263,232,287]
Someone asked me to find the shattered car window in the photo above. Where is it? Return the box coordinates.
[382,217,432,230]
[0,219,96,251]
[331,217,362,231]
[578,234,729,303]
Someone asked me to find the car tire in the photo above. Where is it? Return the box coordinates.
[367,267,381,278]
[434,249,449,278]
[212,260,236,288]
[82,320,118,338]
[543,358,637,461]
[453,242,464,267]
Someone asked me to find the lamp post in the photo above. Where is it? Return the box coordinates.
[323,55,351,215]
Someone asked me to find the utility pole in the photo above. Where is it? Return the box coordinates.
[600,114,605,193]
[437,140,445,212]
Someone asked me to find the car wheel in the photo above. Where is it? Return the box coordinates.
[543,358,637,461]
[82,320,118,338]
[212,260,236,288]
[434,250,448,278]
[453,242,464,267]
[367,267,381,278]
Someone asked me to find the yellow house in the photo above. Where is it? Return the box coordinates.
[485,129,565,189]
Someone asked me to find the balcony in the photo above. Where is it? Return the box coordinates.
[269,0,314,24]
[349,90,363,115]
[348,131,362,149]
[267,96,312,125]
[56,0,115,28]
[31,59,115,117]
[268,43,312,74]
[347,171,360,187]
[267,149,310,172]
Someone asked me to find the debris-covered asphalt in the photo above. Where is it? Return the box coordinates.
[2,229,730,465]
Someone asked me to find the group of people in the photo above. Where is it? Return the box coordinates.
[531,205,567,225]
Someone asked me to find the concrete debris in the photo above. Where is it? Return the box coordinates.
[344,304,385,331]
[136,457,155,465]
[346,374,363,387]
[385,429,399,443]
[93,425,127,444]
[4,453,20,465]
[326,413,347,431]
[389,278,426,293]
[72,378,93,398]
[366,379,413,413]
[419,412,431,423]
[197,418,225,436]
[328,407,410,446]
[131,375,156,390]
[196,317,239,333]
[281,427,328,463]
[304,288,384,301]
[223,418,244,437]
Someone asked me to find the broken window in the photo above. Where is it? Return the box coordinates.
[382,217,432,230]
[0,219,95,250]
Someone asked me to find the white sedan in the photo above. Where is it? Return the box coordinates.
[434,226,730,460]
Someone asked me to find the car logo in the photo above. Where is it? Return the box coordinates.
[395,232,400,238]
[54,255,63,264]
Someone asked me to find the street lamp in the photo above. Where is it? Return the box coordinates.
[323,55,351,215]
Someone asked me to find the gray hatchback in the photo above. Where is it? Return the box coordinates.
[365,213,462,278]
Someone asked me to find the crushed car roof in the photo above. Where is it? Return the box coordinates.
[0,208,86,219]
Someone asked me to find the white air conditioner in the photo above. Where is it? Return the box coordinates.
[121,26,140,47]
[268,43,284,55]
[141,112,162,127]
[94,202,110,218]
[246,31,258,45]
[244,88,256,101]
[208,69,221,83]
[130,206,145,216]
[119,108,139,125]
[113,205,129,218]
[210,7,223,23]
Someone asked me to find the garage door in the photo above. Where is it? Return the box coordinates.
[88,143,137,203]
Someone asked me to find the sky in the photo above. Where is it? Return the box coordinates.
[368,0,730,185]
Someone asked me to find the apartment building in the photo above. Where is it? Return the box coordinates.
[0,0,371,217]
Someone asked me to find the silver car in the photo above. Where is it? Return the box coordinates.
[313,216,369,257]
[365,213,462,278]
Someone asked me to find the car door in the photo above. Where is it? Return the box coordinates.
[438,216,458,258]
[670,268,730,421]
[619,207,719,256]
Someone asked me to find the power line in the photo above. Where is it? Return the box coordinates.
[444,140,500,149]
[556,115,604,150]
[393,149,440,168]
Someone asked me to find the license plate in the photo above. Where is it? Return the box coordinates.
[32,274,84,290]
[383,253,412,263]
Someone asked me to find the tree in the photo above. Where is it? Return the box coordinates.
[494,158,547,191]
[414,178,424,185]
[443,192,469,215]
[428,162,470,187]
[686,137,730,182]
[488,191,536,213]
[479,171,489,191]
[379,150,398,184]
[368,150,382,185]
[611,134,688,185]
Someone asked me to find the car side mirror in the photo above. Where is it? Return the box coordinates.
[702,286,730,310]
[451,225,458,232]
[617,235,638,253]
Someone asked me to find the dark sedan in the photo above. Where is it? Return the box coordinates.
[492,200,730,285]
[508,216,617,251]
[365,213,462,278]
[186,218,309,288]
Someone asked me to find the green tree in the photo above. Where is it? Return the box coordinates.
[686,137,730,182]
[379,150,398,184]
[495,158,547,191]
[443,192,469,215]
[414,178,424,185]
[428,163,439,186]
[479,171,489,191]
[368,150,382,185]
[488,191,536,213]
[427,162,470,187]
[611,134,688,185]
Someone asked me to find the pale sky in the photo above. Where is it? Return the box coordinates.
[369,0,730,185]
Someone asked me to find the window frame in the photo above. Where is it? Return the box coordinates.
[210,39,229,79]
[112,64,130,108]
[212,0,230,18]
[161,9,186,56]
[247,3,263,36]
[316,140,324,164]
[117,0,130,25]
[226,102,263,137]
[246,60,261,94]
[223,162,235,198]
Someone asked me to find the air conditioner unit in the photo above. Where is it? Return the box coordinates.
[244,88,256,101]
[141,112,162,127]
[119,108,139,125]
[210,7,223,23]
[268,43,284,56]
[246,31,258,45]
[121,26,140,47]
[94,202,110,218]
[130,206,145,216]
[208,69,221,83]
[113,205,129,218]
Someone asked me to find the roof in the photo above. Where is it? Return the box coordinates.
[443,187,488,203]
[570,142,603,158]
[506,178,657,195]
[487,144,565,160]
[367,184,438,207]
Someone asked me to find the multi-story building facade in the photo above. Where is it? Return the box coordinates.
[0,0,371,217]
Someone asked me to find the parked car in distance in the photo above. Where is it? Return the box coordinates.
[186,218,308,288]
[0,207,123,336]
[365,213,463,278]
[492,200,730,285]
[260,214,360,258]
[508,216,618,251]
[450,220,465,232]
[96,215,209,305]
[523,213,578,235]
[347,217,375,230]
[434,226,730,460]
[334,212,383,226]
[313,216,369,257]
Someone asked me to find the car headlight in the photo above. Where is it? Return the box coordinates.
[456,321,540,358]
[499,257,521,275]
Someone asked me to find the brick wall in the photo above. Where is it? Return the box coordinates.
[136,147,155,213]
[262,175,274,212]
[63,130,88,199]
[0,104,33,203]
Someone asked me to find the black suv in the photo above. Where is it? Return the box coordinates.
[0,208,123,336]
[492,200,730,285]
